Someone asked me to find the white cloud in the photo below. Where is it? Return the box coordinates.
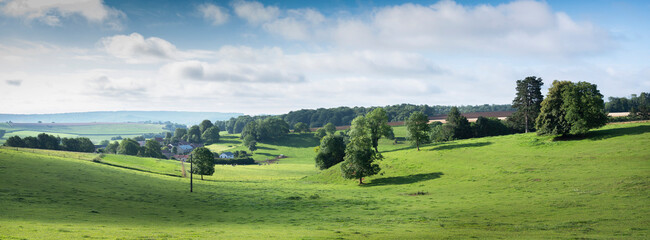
[232,0,279,25]
[100,33,178,63]
[233,0,613,57]
[160,60,305,83]
[0,0,125,29]
[198,3,229,25]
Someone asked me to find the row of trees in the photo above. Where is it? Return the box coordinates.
[4,133,95,153]
[606,93,649,119]
[216,104,514,133]
[170,119,220,144]
[104,138,165,159]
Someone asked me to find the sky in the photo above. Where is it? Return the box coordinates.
[0,0,648,115]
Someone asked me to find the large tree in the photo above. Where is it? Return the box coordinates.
[324,123,336,135]
[191,147,215,180]
[406,111,430,151]
[340,116,381,184]
[186,125,202,143]
[201,126,220,144]
[4,136,25,147]
[117,138,140,156]
[536,80,607,136]
[366,107,392,152]
[314,134,346,170]
[142,139,164,159]
[174,128,187,138]
[511,76,544,133]
[199,119,214,134]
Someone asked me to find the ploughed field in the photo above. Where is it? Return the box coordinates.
[0,123,648,239]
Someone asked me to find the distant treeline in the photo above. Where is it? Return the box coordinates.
[3,133,95,153]
[215,104,514,133]
[606,93,649,114]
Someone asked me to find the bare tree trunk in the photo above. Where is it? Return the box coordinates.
[525,114,528,133]
[359,178,363,184]
[201,175,203,180]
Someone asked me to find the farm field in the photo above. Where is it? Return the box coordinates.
[0,122,167,144]
[0,123,648,239]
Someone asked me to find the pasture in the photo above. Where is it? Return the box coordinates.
[0,122,167,144]
[0,123,648,239]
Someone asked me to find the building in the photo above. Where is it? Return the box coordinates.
[177,145,193,154]
[219,152,234,159]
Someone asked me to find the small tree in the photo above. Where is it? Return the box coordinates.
[406,111,430,151]
[4,136,25,147]
[340,116,381,184]
[314,128,327,139]
[446,107,472,139]
[293,122,310,133]
[324,123,336,135]
[366,107,392,152]
[117,138,140,156]
[143,139,164,158]
[315,134,346,170]
[191,147,215,180]
[186,125,202,143]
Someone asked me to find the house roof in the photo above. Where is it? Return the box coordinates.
[178,145,193,150]
[220,152,234,156]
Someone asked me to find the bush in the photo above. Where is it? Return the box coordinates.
[214,157,256,165]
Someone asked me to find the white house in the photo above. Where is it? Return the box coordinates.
[219,152,234,159]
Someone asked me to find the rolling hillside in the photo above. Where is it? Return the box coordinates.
[0,123,648,239]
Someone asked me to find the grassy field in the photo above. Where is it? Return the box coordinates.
[0,122,167,144]
[0,123,648,239]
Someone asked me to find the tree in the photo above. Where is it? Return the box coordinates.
[23,136,39,148]
[630,92,649,119]
[105,141,119,153]
[191,147,215,180]
[199,119,214,134]
[4,136,25,147]
[201,126,220,144]
[0,129,5,139]
[314,134,346,170]
[406,111,430,151]
[446,107,472,139]
[536,80,607,136]
[117,138,140,156]
[142,139,164,158]
[174,128,187,139]
[340,116,381,184]
[243,134,257,153]
[314,128,327,139]
[293,122,310,133]
[186,125,202,143]
[324,123,336,135]
[366,107,392,152]
[99,140,110,146]
[511,76,544,133]
[61,138,80,152]
[37,133,60,150]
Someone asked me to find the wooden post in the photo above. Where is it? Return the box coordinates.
[190,154,193,193]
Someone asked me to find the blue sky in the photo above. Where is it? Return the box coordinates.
[0,0,648,115]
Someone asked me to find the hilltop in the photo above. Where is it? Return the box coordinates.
[0,122,648,239]
[0,111,242,125]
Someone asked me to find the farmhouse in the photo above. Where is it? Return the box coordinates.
[177,145,193,154]
[219,152,234,159]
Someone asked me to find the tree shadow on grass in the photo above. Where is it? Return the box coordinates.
[428,142,492,151]
[363,172,444,187]
[553,125,650,141]
[253,152,274,157]
[380,145,418,153]
[256,146,277,150]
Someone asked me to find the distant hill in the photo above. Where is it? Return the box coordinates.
[0,111,242,125]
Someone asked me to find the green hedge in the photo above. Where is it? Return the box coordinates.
[214,157,256,165]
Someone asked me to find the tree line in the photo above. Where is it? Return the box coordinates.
[215,104,514,134]
[3,133,95,153]
[605,93,649,119]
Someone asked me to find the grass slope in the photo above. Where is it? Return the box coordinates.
[0,123,648,239]
[0,123,166,144]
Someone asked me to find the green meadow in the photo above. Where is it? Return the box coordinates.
[0,123,166,144]
[0,123,648,239]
